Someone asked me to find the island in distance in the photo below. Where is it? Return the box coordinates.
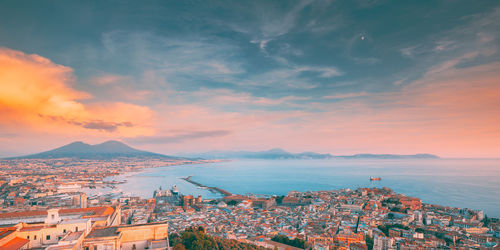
[179,148,440,160]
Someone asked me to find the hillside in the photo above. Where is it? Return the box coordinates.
[9,140,183,159]
[180,149,438,160]
[181,148,334,159]
[169,227,268,250]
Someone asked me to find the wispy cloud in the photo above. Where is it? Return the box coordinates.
[100,31,245,89]
[321,92,369,100]
[239,65,343,90]
[127,130,230,144]
[90,74,132,86]
[433,40,458,52]
[400,45,423,58]
[41,115,134,132]
[250,0,314,53]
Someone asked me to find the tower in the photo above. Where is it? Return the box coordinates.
[45,208,61,225]
[80,193,87,208]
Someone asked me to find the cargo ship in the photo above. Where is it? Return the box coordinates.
[370,177,381,181]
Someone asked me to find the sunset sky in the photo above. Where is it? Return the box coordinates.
[1,1,499,157]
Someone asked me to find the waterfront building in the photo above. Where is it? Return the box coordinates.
[399,197,422,210]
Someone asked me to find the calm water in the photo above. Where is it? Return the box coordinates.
[88,159,500,217]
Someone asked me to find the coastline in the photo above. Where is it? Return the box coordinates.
[83,158,500,217]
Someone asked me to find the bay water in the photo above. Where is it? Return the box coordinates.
[86,158,500,217]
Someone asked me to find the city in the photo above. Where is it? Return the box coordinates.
[0,157,498,249]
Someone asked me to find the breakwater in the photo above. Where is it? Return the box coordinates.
[181,175,232,196]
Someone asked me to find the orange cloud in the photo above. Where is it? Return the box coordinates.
[0,47,155,137]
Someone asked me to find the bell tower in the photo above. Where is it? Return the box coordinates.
[45,208,61,225]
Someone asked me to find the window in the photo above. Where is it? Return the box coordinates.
[76,226,79,231]
[46,235,50,240]
[51,214,55,219]
[63,229,66,233]
[27,236,29,240]
[34,235,37,240]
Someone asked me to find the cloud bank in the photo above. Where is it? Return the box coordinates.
[0,48,154,137]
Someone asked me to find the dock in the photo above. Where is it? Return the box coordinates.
[181,176,232,196]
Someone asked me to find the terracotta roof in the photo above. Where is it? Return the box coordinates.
[282,197,300,203]
[0,206,114,220]
[0,210,46,219]
[0,228,16,239]
[86,227,120,239]
[61,231,84,241]
[0,237,29,250]
[46,243,77,250]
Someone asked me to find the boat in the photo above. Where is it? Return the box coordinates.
[370,177,381,181]
[172,185,179,195]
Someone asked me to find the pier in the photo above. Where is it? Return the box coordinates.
[181,176,232,196]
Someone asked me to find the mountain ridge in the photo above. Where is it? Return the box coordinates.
[6,142,440,160]
[180,149,439,160]
[6,140,183,160]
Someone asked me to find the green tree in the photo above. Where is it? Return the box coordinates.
[173,243,186,250]
[227,200,239,206]
[377,224,408,237]
[170,227,267,250]
[271,235,306,248]
[482,215,490,227]
[275,195,285,204]
[365,235,374,250]
[169,233,182,247]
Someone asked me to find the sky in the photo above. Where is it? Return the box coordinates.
[0,0,499,158]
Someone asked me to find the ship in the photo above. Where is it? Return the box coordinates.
[171,185,179,195]
[370,177,382,181]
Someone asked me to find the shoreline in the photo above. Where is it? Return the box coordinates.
[84,158,499,217]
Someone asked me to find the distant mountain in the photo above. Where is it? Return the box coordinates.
[336,153,440,159]
[9,140,183,159]
[181,148,334,159]
[180,149,439,160]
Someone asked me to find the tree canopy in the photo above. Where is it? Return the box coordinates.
[169,227,267,250]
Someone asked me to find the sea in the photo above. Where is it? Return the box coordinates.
[83,158,500,217]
